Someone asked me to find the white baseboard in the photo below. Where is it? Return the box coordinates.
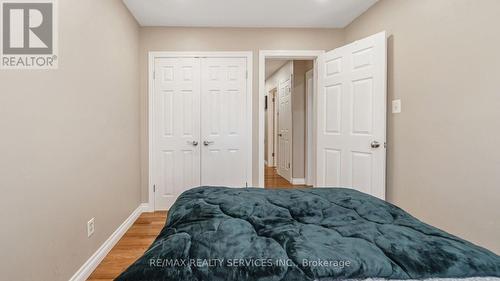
[69,203,149,281]
[141,202,154,213]
[291,178,306,185]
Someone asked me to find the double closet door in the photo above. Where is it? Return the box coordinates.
[153,56,248,210]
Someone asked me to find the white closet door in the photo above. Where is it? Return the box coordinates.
[316,31,387,200]
[277,77,292,182]
[201,57,248,187]
[153,58,201,210]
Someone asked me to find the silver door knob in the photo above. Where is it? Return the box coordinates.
[187,141,198,146]
[371,141,381,148]
[203,140,214,146]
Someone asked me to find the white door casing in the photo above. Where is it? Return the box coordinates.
[305,69,314,186]
[201,57,248,187]
[273,91,278,168]
[316,31,387,199]
[266,89,277,167]
[277,77,292,182]
[153,58,201,209]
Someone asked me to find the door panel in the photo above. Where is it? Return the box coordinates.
[324,149,341,186]
[317,31,386,200]
[277,77,292,182]
[201,57,247,187]
[153,58,201,210]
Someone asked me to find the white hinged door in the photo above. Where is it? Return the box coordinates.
[277,76,293,182]
[200,57,248,187]
[316,31,387,200]
[153,58,201,209]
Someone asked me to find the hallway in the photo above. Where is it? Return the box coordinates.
[264,166,309,189]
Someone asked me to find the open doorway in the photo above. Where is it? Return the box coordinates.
[264,59,314,188]
[259,33,387,198]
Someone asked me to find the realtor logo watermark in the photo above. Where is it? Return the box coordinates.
[1,0,58,69]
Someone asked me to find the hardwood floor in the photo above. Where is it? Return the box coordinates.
[89,168,307,280]
[264,166,309,189]
[87,211,167,281]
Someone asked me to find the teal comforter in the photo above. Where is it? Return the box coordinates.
[116,187,500,280]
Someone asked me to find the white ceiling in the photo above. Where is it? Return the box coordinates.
[123,0,378,28]
[265,60,290,80]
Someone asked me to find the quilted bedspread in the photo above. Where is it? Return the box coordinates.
[116,187,500,281]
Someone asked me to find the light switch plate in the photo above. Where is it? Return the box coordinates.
[87,218,95,237]
[392,99,401,114]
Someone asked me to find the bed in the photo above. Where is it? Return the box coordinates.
[116,187,500,281]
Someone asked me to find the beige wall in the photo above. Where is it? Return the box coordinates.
[0,1,141,280]
[344,0,500,254]
[292,60,313,179]
[139,27,344,199]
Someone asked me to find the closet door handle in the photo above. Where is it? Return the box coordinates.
[187,141,199,146]
[370,141,381,149]
[203,141,214,146]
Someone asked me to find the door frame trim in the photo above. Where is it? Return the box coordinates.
[258,50,324,187]
[148,51,253,210]
[266,87,277,168]
[305,69,314,186]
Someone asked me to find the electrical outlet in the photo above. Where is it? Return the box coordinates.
[392,99,401,114]
[87,218,95,237]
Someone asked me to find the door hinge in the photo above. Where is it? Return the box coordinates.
[153,71,156,80]
[272,152,275,157]
[245,182,248,188]
[246,71,248,79]
[153,184,156,192]
[288,163,291,169]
